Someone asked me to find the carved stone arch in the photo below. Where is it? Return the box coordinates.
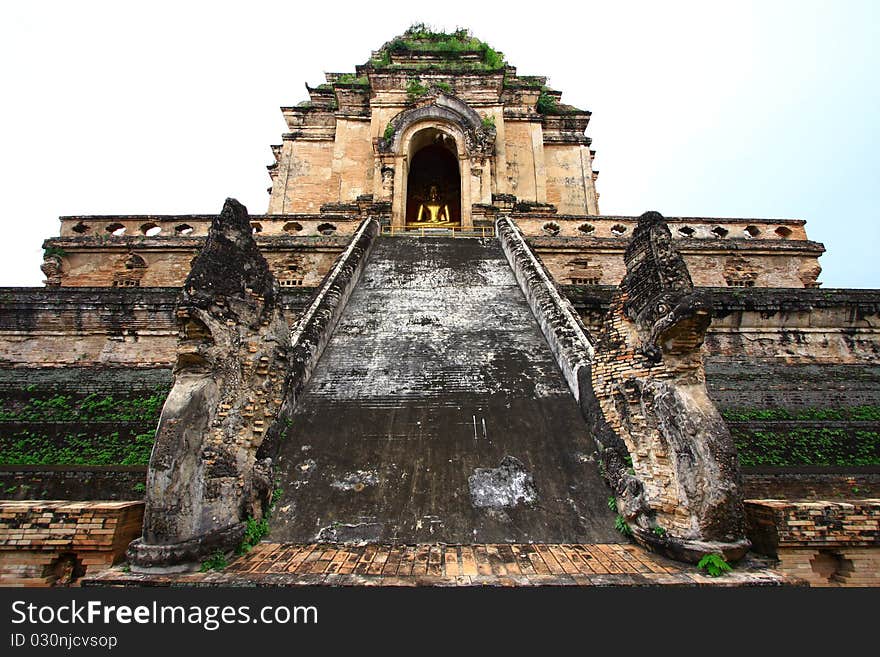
[384,93,494,158]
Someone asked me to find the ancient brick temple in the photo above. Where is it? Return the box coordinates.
[1,27,877,586]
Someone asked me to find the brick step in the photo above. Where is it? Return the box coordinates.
[83,542,795,587]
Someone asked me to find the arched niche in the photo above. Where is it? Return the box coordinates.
[391,119,472,230]
[405,129,461,227]
[384,95,495,230]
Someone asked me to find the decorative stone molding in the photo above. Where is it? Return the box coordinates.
[40,255,63,287]
[381,91,495,158]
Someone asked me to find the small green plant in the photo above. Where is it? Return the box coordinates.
[536,91,559,114]
[697,553,732,577]
[383,123,395,141]
[651,526,667,538]
[200,550,229,572]
[434,81,452,94]
[851,405,880,421]
[335,73,369,86]
[406,78,430,101]
[370,50,392,68]
[481,115,496,129]
[614,514,632,537]
[132,482,146,494]
[479,43,504,69]
[235,484,284,556]
[607,495,617,512]
[43,246,67,259]
[237,516,269,556]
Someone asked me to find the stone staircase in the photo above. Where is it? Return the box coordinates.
[270,236,620,544]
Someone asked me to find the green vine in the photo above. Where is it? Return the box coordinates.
[733,427,879,467]
[0,388,168,423]
[0,387,169,466]
[0,430,154,466]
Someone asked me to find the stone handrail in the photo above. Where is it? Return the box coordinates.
[285,217,380,408]
[495,216,594,399]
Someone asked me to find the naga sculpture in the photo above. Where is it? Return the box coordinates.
[128,198,292,570]
[584,211,750,562]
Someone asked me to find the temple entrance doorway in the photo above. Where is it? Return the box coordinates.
[405,131,461,228]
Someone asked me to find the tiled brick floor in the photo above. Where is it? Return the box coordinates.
[86,543,797,587]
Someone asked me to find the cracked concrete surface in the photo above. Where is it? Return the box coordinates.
[270,237,620,544]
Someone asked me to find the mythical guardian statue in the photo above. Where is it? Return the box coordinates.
[584,211,750,562]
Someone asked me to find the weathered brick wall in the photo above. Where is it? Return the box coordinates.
[769,547,880,587]
[520,214,822,289]
[742,470,878,500]
[54,248,346,288]
[746,499,879,549]
[56,215,362,239]
[0,366,171,395]
[704,362,880,471]
[502,121,545,203]
[41,215,825,290]
[0,288,313,366]
[516,215,809,239]
[0,466,146,501]
[0,288,179,366]
[745,499,880,586]
[0,366,166,498]
[542,144,599,215]
[567,287,880,365]
[45,221,357,288]
[269,142,338,213]
[0,501,143,586]
[334,118,375,203]
[706,363,880,408]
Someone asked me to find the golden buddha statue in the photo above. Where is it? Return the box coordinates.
[415,185,451,224]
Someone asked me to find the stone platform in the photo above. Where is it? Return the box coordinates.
[85,542,795,587]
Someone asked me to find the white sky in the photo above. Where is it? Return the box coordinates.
[0,0,877,287]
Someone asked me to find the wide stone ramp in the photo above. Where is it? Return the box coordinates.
[271,236,619,544]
